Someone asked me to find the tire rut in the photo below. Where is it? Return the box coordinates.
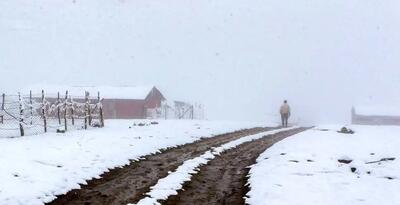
[162,127,308,205]
[48,127,273,205]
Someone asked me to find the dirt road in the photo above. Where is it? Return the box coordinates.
[48,127,271,205]
[162,127,307,205]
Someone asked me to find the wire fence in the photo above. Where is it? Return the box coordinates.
[0,90,104,138]
[148,101,204,120]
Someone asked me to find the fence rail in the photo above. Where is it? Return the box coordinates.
[0,90,104,138]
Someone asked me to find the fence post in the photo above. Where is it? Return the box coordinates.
[30,90,33,125]
[191,105,194,120]
[64,91,68,131]
[1,93,4,110]
[70,95,74,126]
[18,92,24,136]
[84,91,88,129]
[1,94,4,124]
[57,92,61,125]
[98,92,104,127]
[88,94,92,126]
[42,90,47,133]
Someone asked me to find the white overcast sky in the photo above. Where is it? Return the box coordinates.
[1,0,400,124]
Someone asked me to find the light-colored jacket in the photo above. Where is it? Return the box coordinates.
[280,104,291,115]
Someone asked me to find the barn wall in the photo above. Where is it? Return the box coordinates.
[144,87,165,109]
[103,99,146,119]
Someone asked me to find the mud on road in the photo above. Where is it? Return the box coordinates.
[48,127,271,205]
[162,127,308,205]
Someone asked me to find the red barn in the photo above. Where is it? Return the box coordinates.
[101,86,166,119]
[26,85,166,119]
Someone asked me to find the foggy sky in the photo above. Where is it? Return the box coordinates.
[1,0,400,124]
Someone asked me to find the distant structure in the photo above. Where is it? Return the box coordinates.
[26,85,166,119]
[352,106,400,126]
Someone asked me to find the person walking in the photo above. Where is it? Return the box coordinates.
[280,100,291,127]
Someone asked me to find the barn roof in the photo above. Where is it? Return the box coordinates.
[23,84,157,100]
[354,105,400,117]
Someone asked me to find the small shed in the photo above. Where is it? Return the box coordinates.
[352,106,400,126]
[25,85,166,119]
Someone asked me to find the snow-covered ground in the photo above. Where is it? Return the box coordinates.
[246,125,400,205]
[0,119,270,205]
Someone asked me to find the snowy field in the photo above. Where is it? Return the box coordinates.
[246,125,400,205]
[0,119,270,205]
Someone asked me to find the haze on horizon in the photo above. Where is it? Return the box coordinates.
[1,0,399,124]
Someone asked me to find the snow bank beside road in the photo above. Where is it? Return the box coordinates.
[246,125,400,205]
[0,119,270,205]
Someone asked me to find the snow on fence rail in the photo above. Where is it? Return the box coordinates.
[0,90,104,138]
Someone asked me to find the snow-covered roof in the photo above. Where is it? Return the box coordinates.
[354,105,400,117]
[23,85,156,100]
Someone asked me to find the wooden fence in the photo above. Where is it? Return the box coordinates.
[0,90,104,138]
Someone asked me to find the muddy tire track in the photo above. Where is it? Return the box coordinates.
[48,127,272,205]
[162,127,308,205]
